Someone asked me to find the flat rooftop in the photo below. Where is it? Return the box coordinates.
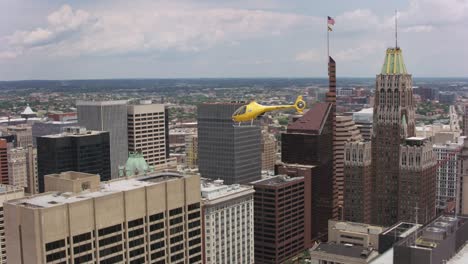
[311,243,378,260]
[9,172,185,209]
[251,175,303,186]
[41,130,106,138]
[382,222,421,238]
[201,178,254,200]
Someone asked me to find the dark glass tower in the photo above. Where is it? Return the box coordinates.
[197,103,261,185]
[37,128,111,192]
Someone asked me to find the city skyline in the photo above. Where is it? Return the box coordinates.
[1,0,468,80]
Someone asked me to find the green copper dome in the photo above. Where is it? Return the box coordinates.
[125,152,149,176]
[381,48,407,74]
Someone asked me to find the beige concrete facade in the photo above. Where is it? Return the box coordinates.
[128,103,167,167]
[5,171,202,264]
[7,145,37,194]
[261,130,276,172]
[5,125,33,148]
[0,184,24,264]
[327,220,385,250]
[335,115,362,209]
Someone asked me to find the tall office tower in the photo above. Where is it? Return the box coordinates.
[185,134,198,168]
[275,163,314,246]
[201,179,255,264]
[343,141,372,223]
[198,103,261,184]
[6,125,33,147]
[32,119,77,144]
[77,100,128,178]
[371,47,417,226]
[36,127,111,192]
[281,102,337,238]
[7,148,27,187]
[252,175,307,264]
[434,139,463,212]
[6,145,37,193]
[335,115,362,209]
[5,171,203,264]
[399,137,437,223]
[0,140,8,184]
[327,57,338,226]
[261,129,276,172]
[0,184,24,264]
[352,108,373,141]
[459,138,468,214]
[127,101,168,167]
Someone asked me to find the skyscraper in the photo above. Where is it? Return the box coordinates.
[344,141,372,223]
[280,102,336,238]
[371,47,416,226]
[0,140,8,185]
[185,134,198,168]
[335,115,362,208]
[4,171,202,264]
[261,129,276,172]
[77,100,128,178]
[127,101,169,167]
[36,127,111,192]
[198,103,261,184]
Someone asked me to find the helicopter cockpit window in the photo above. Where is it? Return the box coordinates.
[233,106,247,116]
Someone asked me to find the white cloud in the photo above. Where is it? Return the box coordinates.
[3,3,313,58]
[0,51,20,60]
[295,50,321,62]
[335,41,385,62]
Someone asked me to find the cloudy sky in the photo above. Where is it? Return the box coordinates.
[0,0,467,80]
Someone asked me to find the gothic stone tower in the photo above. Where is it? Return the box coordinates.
[371,48,416,226]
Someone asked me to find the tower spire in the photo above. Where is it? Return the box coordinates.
[395,10,398,49]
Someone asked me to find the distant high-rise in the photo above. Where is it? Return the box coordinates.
[5,125,33,148]
[77,100,128,178]
[281,102,336,238]
[261,129,276,172]
[127,101,168,167]
[198,103,261,184]
[185,134,198,168]
[201,179,255,264]
[352,108,373,141]
[36,127,111,192]
[464,105,468,136]
[0,140,8,185]
[371,47,416,226]
[335,115,362,209]
[252,175,307,264]
[5,171,202,264]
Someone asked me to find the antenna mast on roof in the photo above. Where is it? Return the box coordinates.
[395,10,398,49]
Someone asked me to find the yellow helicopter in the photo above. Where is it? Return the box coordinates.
[232,95,306,124]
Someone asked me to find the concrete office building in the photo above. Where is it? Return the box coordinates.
[458,138,468,215]
[127,101,169,167]
[252,175,307,264]
[399,137,437,223]
[261,129,277,172]
[185,134,198,168]
[0,140,8,185]
[198,103,261,184]
[344,141,372,224]
[201,179,254,264]
[77,100,128,178]
[5,125,33,148]
[5,171,203,264]
[32,120,77,144]
[7,145,37,192]
[309,220,386,264]
[433,139,463,212]
[352,108,373,141]
[393,215,468,264]
[37,127,111,192]
[335,115,362,208]
[0,184,24,264]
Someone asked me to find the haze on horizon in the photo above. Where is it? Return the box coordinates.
[0,0,467,81]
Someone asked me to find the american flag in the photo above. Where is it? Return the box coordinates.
[328,16,335,25]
